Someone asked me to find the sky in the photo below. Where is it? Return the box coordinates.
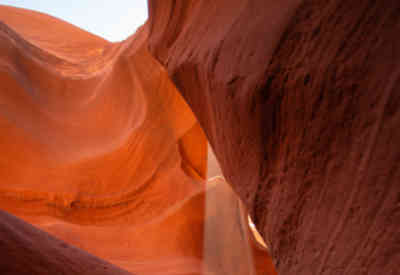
[1,0,148,42]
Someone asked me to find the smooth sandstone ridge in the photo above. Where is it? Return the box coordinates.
[0,1,399,275]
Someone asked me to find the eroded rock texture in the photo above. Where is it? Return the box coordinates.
[147,0,400,274]
[0,4,273,275]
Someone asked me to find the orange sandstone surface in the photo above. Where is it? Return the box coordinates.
[0,4,273,275]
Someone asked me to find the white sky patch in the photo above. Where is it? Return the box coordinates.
[1,0,148,42]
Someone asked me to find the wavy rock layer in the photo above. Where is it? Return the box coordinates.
[147,0,400,274]
[0,5,273,275]
[0,4,208,274]
[0,6,206,225]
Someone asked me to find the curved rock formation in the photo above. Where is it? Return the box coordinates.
[0,4,273,275]
[147,0,400,274]
[0,6,206,226]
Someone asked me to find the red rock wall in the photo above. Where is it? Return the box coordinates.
[148,0,400,274]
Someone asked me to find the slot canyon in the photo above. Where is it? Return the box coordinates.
[0,1,399,274]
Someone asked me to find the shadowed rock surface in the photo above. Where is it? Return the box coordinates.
[0,210,132,275]
[147,0,400,274]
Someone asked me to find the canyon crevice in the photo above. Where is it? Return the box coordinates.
[0,1,399,274]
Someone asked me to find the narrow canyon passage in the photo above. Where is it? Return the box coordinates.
[0,4,275,275]
[0,1,399,274]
